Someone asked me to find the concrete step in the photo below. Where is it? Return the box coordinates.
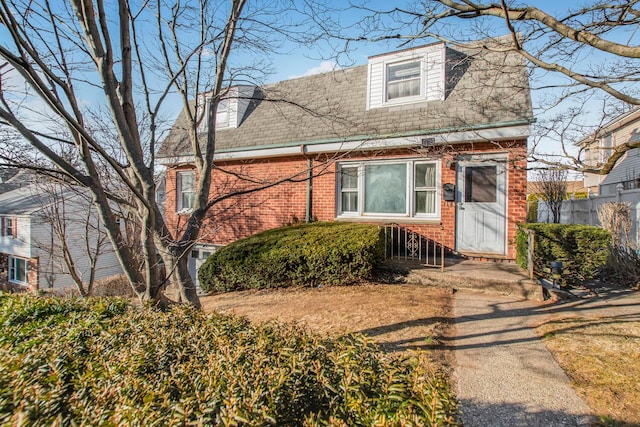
[383,259,543,300]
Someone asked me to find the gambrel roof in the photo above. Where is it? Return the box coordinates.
[158,37,533,161]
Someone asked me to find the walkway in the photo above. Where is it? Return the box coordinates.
[451,287,640,426]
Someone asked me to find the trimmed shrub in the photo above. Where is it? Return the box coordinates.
[198,222,385,293]
[0,294,458,425]
[516,223,610,285]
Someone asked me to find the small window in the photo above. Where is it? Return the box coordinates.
[197,96,231,131]
[414,163,437,215]
[9,257,27,285]
[387,61,421,101]
[601,133,613,163]
[177,171,196,212]
[4,218,15,238]
[340,167,359,213]
[191,250,199,258]
[464,165,497,203]
[216,99,230,129]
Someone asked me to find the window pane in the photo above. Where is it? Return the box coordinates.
[415,163,436,188]
[465,165,497,203]
[341,192,358,213]
[387,79,420,100]
[415,190,436,214]
[178,172,195,211]
[181,173,195,191]
[387,62,421,100]
[341,167,358,190]
[11,258,26,283]
[182,192,195,210]
[365,164,406,214]
[388,62,420,81]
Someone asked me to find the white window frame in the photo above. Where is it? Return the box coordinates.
[177,170,196,213]
[385,60,423,103]
[4,217,15,237]
[8,256,27,285]
[337,159,440,220]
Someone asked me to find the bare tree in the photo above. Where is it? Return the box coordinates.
[0,0,328,307]
[344,1,640,172]
[535,168,568,223]
[33,182,111,296]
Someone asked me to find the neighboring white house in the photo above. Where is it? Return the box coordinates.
[538,108,640,247]
[582,107,640,193]
[0,184,122,292]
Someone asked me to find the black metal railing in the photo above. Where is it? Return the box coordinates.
[383,224,445,271]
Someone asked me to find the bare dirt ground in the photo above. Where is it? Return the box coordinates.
[201,283,453,366]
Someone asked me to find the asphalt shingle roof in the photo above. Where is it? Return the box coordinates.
[158,38,533,159]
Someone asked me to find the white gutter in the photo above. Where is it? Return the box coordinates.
[159,124,530,165]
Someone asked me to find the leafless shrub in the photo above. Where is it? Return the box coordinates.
[91,275,136,298]
[597,202,640,288]
[597,202,633,247]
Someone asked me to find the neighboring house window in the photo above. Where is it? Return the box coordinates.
[3,217,16,238]
[177,171,195,212]
[8,256,27,285]
[338,160,440,219]
[387,61,421,101]
[601,133,613,163]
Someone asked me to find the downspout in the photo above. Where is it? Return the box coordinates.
[306,158,313,223]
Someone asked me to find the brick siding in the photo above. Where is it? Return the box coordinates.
[165,140,527,260]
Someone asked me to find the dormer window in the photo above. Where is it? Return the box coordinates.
[196,86,255,132]
[387,61,421,100]
[367,43,445,110]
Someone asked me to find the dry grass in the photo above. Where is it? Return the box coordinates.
[201,283,453,368]
[536,316,640,426]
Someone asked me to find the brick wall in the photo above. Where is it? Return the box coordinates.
[164,140,527,259]
[0,253,39,293]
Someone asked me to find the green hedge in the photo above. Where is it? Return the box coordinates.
[516,223,610,285]
[0,294,458,425]
[198,222,385,293]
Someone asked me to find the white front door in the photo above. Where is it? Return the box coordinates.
[455,157,507,255]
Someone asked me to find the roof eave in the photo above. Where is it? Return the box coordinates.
[158,120,532,165]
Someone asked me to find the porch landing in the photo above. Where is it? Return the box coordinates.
[385,258,542,300]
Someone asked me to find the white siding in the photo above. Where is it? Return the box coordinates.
[31,197,122,291]
[0,215,31,258]
[367,62,385,110]
[425,48,445,101]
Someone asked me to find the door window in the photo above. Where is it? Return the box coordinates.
[464,165,497,203]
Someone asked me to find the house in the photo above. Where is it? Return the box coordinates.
[0,168,33,194]
[544,107,640,245]
[582,107,640,194]
[158,37,533,277]
[0,184,122,292]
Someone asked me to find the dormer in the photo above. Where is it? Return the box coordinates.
[197,85,256,132]
[367,43,446,110]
